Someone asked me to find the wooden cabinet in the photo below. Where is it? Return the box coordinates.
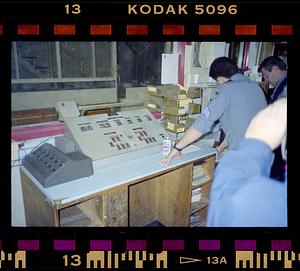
[190,155,216,227]
[20,163,193,227]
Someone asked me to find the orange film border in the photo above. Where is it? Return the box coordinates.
[0,23,296,37]
[90,25,112,35]
[163,24,184,35]
[127,25,148,35]
[17,24,40,35]
[235,25,257,35]
[272,25,293,35]
[54,24,76,35]
[199,25,221,35]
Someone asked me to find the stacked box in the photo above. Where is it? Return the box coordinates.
[146,84,190,135]
[163,114,188,125]
[156,84,187,100]
[146,84,188,113]
[185,86,202,127]
[164,83,220,145]
[146,95,165,111]
[162,85,189,118]
[159,85,190,134]
[146,86,165,112]
[147,86,163,97]
[161,113,187,134]
[165,122,186,133]
[146,84,218,138]
[187,86,202,99]
[188,103,201,115]
[163,97,190,117]
[164,97,189,108]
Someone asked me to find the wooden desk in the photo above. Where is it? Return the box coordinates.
[20,144,216,227]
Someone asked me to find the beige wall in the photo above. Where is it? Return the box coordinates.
[12,88,118,111]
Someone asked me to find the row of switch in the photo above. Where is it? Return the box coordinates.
[109,142,131,150]
[31,146,66,172]
[134,130,148,137]
[80,125,94,132]
[99,122,111,128]
[138,137,157,144]
[95,115,154,131]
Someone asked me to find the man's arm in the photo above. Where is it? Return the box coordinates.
[160,88,230,164]
[160,127,203,164]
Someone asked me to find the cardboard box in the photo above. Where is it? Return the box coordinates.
[164,106,187,116]
[166,122,186,133]
[163,113,188,125]
[188,103,201,114]
[156,84,187,99]
[187,87,202,99]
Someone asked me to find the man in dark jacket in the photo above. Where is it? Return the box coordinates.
[258,56,287,103]
[258,56,287,180]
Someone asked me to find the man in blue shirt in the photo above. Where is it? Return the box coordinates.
[206,98,287,227]
[160,57,267,164]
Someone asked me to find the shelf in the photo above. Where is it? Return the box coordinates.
[59,199,105,227]
[190,200,208,215]
[60,206,93,227]
[189,205,209,227]
[192,175,210,189]
[190,220,206,227]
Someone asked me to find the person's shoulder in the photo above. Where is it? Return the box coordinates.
[222,74,253,88]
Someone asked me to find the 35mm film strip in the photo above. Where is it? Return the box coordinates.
[1,238,300,269]
[1,1,300,271]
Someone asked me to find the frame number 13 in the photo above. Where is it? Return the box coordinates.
[65,4,81,15]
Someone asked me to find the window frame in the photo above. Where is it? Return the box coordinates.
[11,41,117,85]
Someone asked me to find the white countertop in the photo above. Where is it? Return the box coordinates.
[21,143,216,207]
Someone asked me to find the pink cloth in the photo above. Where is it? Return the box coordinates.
[12,123,64,142]
[151,111,161,119]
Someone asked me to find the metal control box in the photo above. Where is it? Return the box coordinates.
[22,143,93,188]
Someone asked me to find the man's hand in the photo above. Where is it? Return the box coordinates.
[159,127,203,164]
[245,98,287,150]
[160,149,181,164]
[216,137,228,154]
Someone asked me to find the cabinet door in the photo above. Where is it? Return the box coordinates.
[156,164,193,226]
[129,164,193,227]
[103,189,128,226]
